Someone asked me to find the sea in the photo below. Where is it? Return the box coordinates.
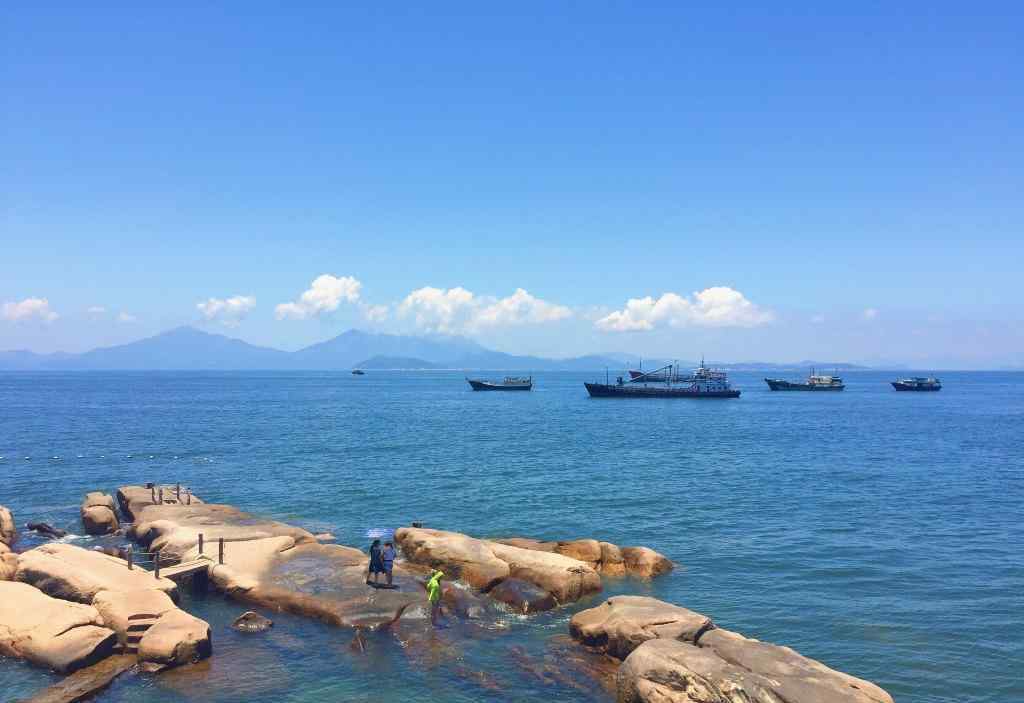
[1,370,1022,702]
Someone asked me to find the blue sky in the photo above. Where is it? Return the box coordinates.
[2,3,1021,367]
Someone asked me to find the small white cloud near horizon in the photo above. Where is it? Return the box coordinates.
[197,295,256,327]
[398,286,571,334]
[86,306,107,316]
[276,275,362,320]
[862,308,879,320]
[361,303,389,322]
[595,287,772,332]
[117,312,137,323]
[2,297,59,323]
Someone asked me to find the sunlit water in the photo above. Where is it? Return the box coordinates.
[1,370,1022,702]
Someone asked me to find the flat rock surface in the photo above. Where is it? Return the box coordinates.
[22,654,136,703]
[0,581,117,673]
[570,596,711,659]
[16,543,177,603]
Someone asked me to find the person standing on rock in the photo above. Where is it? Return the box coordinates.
[381,541,397,587]
[366,539,384,585]
[426,570,444,625]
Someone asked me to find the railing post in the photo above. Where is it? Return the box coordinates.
[151,485,156,502]
[187,488,192,505]
[176,483,181,501]
[127,546,133,570]
[154,550,161,579]
[198,533,204,556]
[218,537,224,565]
[158,487,163,504]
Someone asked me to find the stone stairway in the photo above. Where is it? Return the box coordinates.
[122,613,158,654]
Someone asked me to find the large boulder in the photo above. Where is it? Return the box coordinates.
[488,577,557,613]
[92,588,177,648]
[486,540,602,603]
[570,596,711,660]
[0,581,117,673]
[598,542,626,576]
[16,543,177,603]
[0,550,18,581]
[115,484,204,522]
[495,535,672,578]
[572,596,893,703]
[0,505,15,547]
[395,527,510,590]
[80,492,119,536]
[620,547,673,579]
[137,608,212,673]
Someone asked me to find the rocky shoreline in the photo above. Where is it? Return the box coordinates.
[0,487,894,702]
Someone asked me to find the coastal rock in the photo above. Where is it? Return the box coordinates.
[0,505,16,547]
[115,485,204,521]
[572,596,893,703]
[92,588,177,648]
[137,608,212,673]
[0,581,117,673]
[620,547,673,579]
[81,492,119,536]
[570,596,711,660]
[22,654,136,703]
[488,577,557,613]
[598,542,626,576]
[486,540,602,603]
[395,527,511,590]
[1,551,18,581]
[26,522,67,539]
[16,543,178,604]
[232,611,273,632]
[553,539,603,566]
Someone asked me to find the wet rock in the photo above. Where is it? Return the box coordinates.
[0,505,15,547]
[137,608,212,673]
[486,540,602,603]
[572,596,893,703]
[620,547,673,579]
[487,577,557,613]
[0,581,117,673]
[395,527,510,590]
[26,522,67,539]
[80,492,119,536]
[349,627,367,653]
[598,542,626,576]
[16,543,177,604]
[21,654,136,703]
[232,610,273,633]
[441,582,490,619]
[313,532,335,542]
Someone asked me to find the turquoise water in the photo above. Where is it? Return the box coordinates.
[1,370,1022,702]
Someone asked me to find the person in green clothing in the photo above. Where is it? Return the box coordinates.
[426,570,444,625]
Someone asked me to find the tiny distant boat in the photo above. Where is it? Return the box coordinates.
[765,368,844,391]
[586,361,740,399]
[892,377,941,391]
[351,369,365,375]
[467,376,533,391]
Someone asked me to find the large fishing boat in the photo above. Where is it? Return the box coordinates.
[467,376,533,391]
[765,368,844,391]
[892,376,941,391]
[586,361,740,398]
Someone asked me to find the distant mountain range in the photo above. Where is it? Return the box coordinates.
[0,326,872,371]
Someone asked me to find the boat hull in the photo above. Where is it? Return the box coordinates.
[765,379,844,391]
[468,380,532,391]
[891,382,941,391]
[585,383,740,399]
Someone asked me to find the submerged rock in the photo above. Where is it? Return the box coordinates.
[26,522,67,539]
[22,653,136,703]
[571,596,894,703]
[80,492,119,536]
[487,577,557,613]
[0,581,117,673]
[232,610,273,632]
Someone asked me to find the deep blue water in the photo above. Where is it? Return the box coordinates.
[1,370,1022,702]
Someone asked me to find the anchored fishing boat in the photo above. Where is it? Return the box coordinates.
[765,368,844,391]
[467,376,533,391]
[892,376,941,391]
[586,361,740,398]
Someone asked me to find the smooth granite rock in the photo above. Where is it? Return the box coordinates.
[0,550,17,581]
[16,543,178,603]
[620,547,674,579]
[395,527,511,590]
[81,492,119,536]
[570,596,711,660]
[486,540,602,603]
[0,581,117,673]
[137,608,212,673]
[496,535,672,579]
[0,505,15,547]
[487,577,557,613]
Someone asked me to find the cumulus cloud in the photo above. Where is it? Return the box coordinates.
[197,295,256,327]
[398,286,571,334]
[361,303,389,322]
[2,297,59,322]
[595,287,772,332]
[276,275,362,320]
[862,308,879,320]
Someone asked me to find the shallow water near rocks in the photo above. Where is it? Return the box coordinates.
[1,370,1022,702]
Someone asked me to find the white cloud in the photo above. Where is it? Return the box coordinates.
[595,287,773,332]
[361,303,389,322]
[276,275,362,320]
[2,297,59,322]
[398,286,571,334]
[197,295,256,327]
[117,312,137,323]
[87,306,107,315]
[862,308,879,320]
